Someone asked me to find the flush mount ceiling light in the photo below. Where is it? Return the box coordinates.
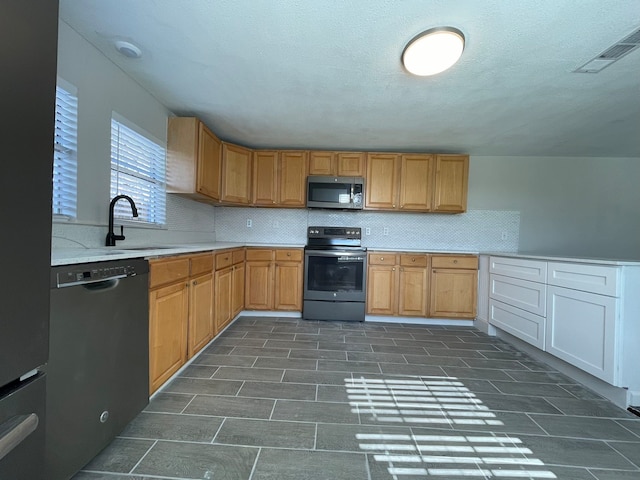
[402,27,465,76]
[114,40,142,59]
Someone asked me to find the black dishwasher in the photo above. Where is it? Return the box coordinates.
[46,258,149,480]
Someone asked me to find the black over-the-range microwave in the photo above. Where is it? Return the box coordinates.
[306,176,364,210]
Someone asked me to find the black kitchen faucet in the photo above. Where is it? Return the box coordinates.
[105,194,138,246]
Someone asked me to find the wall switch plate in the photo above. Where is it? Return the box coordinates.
[383,227,389,236]
[365,227,371,235]
[246,219,252,228]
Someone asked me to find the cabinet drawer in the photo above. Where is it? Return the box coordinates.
[489,299,545,349]
[275,249,302,262]
[431,255,478,270]
[215,250,234,270]
[399,254,428,267]
[232,248,245,265]
[547,262,619,297]
[490,256,547,283]
[190,253,213,276]
[368,253,396,266]
[490,274,546,316]
[246,249,273,262]
[149,256,190,288]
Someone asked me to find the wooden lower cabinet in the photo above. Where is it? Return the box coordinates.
[245,248,303,311]
[149,281,188,394]
[215,248,245,332]
[429,255,479,318]
[367,252,428,317]
[188,271,214,357]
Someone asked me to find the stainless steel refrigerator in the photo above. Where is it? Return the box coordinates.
[0,1,59,478]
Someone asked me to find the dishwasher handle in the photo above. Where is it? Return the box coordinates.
[0,413,39,462]
[56,274,127,289]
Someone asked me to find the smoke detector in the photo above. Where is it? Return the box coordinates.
[114,40,142,59]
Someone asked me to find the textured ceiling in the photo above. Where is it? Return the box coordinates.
[59,0,640,157]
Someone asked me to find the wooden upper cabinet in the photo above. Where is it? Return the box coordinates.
[309,151,364,176]
[252,150,307,207]
[196,123,222,200]
[399,154,433,211]
[365,153,399,209]
[279,151,307,207]
[433,154,469,213]
[337,152,365,176]
[167,117,222,203]
[221,143,252,204]
[253,150,278,206]
[308,151,336,175]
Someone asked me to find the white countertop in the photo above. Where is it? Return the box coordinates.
[51,242,305,266]
[483,251,640,266]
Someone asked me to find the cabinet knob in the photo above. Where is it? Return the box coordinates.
[453,259,458,264]
[193,280,197,285]
[392,204,396,208]
[287,252,291,256]
[380,257,384,261]
[400,205,403,208]
[412,258,415,262]
[392,267,395,271]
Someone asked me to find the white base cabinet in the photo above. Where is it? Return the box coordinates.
[546,285,617,383]
[487,254,640,407]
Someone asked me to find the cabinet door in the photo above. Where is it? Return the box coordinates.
[253,150,278,206]
[221,143,252,204]
[365,154,399,209]
[433,154,469,213]
[399,154,433,211]
[279,151,308,207]
[232,264,245,318]
[274,262,303,311]
[366,265,396,315]
[196,122,222,200]
[398,266,428,316]
[245,261,273,310]
[430,268,477,318]
[215,267,233,332]
[546,286,617,383]
[149,282,189,394]
[309,151,336,175]
[188,272,214,357]
[337,152,365,176]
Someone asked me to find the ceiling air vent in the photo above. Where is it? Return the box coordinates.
[574,26,640,73]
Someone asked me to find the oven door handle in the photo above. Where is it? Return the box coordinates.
[305,250,366,257]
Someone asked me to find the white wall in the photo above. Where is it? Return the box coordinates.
[469,156,640,259]
[53,20,215,248]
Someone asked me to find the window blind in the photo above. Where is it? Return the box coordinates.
[52,85,78,217]
[110,118,167,225]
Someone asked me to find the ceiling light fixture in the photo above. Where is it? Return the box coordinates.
[114,40,142,59]
[402,27,465,76]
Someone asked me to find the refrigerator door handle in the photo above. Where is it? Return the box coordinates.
[0,413,39,462]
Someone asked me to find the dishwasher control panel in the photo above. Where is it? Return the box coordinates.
[52,259,149,288]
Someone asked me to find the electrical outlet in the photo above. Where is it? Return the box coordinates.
[365,227,371,236]
[501,231,508,240]
[246,219,252,228]
[383,227,389,236]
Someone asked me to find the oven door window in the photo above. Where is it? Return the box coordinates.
[305,253,365,301]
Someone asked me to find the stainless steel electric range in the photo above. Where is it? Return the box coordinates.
[303,226,367,322]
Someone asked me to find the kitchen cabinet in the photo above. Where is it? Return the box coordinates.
[308,151,365,176]
[432,154,469,213]
[253,150,307,207]
[187,253,215,357]
[167,117,222,203]
[365,153,435,211]
[366,252,429,317]
[488,257,547,348]
[245,248,303,311]
[148,256,191,394]
[214,248,245,332]
[429,255,478,319]
[221,142,252,204]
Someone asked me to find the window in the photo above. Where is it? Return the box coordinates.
[52,83,78,218]
[110,117,166,225]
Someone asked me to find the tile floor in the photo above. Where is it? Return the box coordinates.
[73,316,640,480]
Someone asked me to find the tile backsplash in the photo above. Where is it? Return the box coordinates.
[215,207,520,252]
